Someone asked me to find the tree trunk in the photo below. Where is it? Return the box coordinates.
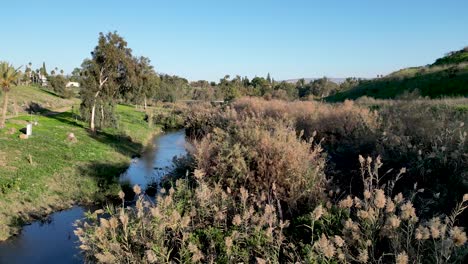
[90,102,96,132]
[100,104,104,128]
[144,96,147,110]
[90,86,102,132]
[0,91,8,128]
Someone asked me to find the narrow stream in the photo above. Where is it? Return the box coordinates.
[0,130,187,264]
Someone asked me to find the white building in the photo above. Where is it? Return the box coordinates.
[66,81,80,88]
[39,74,47,87]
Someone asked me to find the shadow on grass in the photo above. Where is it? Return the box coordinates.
[45,111,85,128]
[89,130,144,158]
[43,109,145,157]
[78,161,129,192]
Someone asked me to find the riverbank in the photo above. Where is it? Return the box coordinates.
[0,104,161,241]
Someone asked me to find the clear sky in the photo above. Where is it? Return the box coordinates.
[2,0,467,81]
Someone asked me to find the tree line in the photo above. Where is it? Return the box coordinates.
[2,31,365,132]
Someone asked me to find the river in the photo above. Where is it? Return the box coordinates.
[0,130,187,264]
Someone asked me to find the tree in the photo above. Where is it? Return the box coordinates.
[242,76,250,87]
[251,76,271,95]
[41,62,48,76]
[339,77,361,91]
[305,77,339,98]
[0,62,21,128]
[70,68,82,82]
[274,81,298,99]
[127,56,160,108]
[266,72,272,84]
[80,32,134,132]
[49,75,67,94]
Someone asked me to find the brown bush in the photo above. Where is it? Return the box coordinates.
[194,120,326,210]
[77,173,296,263]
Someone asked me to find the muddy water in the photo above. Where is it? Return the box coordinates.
[0,130,187,264]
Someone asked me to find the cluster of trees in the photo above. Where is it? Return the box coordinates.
[3,30,366,133]
[78,32,186,132]
[19,62,76,98]
[76,32,366,132]
[188,75,363,101]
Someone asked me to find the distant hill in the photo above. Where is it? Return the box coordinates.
[327,47,468,101]
[433,47,468,66]
[284,78,348,85]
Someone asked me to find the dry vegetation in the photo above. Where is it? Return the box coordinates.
[77,97,468,263]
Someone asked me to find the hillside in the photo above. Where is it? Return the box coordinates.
[328,47,468,101]
[433,47,468,66]
[0,85,79,117]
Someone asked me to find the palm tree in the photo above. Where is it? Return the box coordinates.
[0,62,21,128]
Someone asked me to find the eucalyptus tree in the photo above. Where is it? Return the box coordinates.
[118,56,159,108]
[0,62,21,128]
[131,56,160,108]
[79,32,134,132]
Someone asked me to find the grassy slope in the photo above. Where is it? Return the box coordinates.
[328,49,468,101]
[0,104,160,240]
[433,48,468,66]
[0,85,79,116]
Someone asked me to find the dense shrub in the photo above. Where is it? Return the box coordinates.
[185,98,380,190]
[376,100,468,217]
[185,97,467,207]
[145,102,189,129]
[76,173,296,263]
[77,97,468,262]
[184,102,226,138]
[76,159,468,263]
[308,157,468,263]
[194,120,326,210]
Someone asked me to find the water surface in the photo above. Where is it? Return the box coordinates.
[0,130,186,264]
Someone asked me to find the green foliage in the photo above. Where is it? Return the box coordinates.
[146,103,187,129]
[48,74,66,92]
[0,104,158,240]
[329,48,468,101]
[79,31,137,131]
[40,62,48,77]
[157,74,191,102]
[298,77,340,98]
[0,62,21,128]
[433,47,468,66]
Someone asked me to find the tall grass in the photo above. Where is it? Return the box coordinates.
[77,97,468,262]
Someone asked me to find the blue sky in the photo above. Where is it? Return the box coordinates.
[2,0,467,81]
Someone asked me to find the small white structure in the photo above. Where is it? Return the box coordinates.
[66,82,80,88]
[39,74,48,87]
[26,124,33,136]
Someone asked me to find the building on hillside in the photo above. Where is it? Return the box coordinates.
[39,74,47,87]
[66,81,80,88]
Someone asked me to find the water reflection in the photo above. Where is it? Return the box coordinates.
[0,130,186,264]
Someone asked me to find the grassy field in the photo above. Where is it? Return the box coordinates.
[0,85,79,116]
[0,103,160,240]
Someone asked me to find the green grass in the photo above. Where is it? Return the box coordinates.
[328,48,468,101]
[433,48,468,66]
[0,85,79,116]
[328,65,468,101]
[0,105,161,240]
